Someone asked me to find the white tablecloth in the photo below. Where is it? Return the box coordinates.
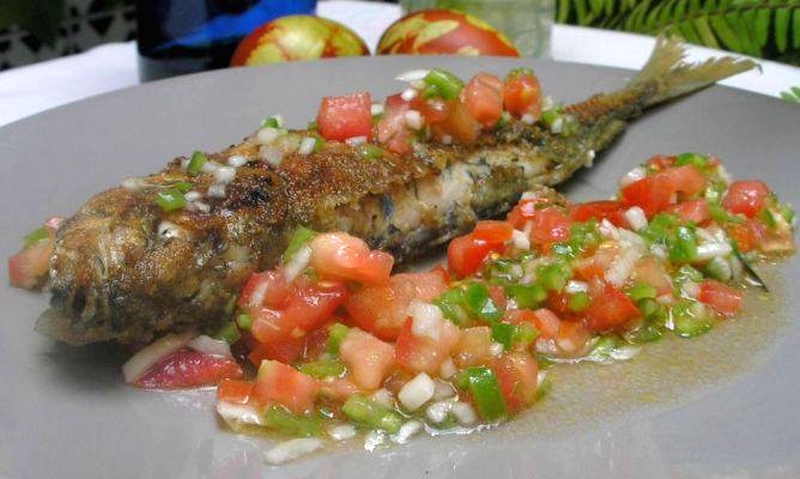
[1,0,798,127]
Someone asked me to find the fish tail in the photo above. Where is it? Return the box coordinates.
[627,33,759,108]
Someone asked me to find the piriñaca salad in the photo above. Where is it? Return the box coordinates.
[83,152,794,463]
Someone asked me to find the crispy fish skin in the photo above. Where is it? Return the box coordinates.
[38,37,756,345]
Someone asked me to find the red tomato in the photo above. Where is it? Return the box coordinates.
[217,378,255,404]
[621,166,707,217]
[573,246,618,281]
[503,69,542,119]
[630,257,673,296]
[507,197,556,229]
[252,360,320,414]
[247,335,306,364]
[339,329,396,390]
[665,199,711,225]
[491,351,539,412]
[529,308,562,339]
[429,101,480,143]
[462,73,504,127]
[8,240,53,290]
[529,207,572,246]
[319,378,361,400]
[447,234,503,278]
[556,320,592,355]
[377,10,520,57]
[697,279,743,316]
[134,349,243,390]
[473,220,514,242]
[309,232,394,285]
[377,94,413,155]
[645,154,677,170]
[727,219,767,253]
[316,92,373,142]
[394,317,460,374]
[722,180,770,218]
[238,270,290,310]
[570,201,627,227]
[583,279,640,331]
[453,326,493,368]
[250,278,348,344]
[344,270,448,341]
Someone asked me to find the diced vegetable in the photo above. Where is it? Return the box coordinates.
[317,92,373,141]
[134,349,243,389]
[252,360,320,414]
[455,367,507,421]
[342,394,403,433]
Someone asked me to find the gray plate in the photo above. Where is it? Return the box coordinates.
[0,56,798,479]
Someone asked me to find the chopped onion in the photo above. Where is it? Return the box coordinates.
[550,116,564,133]
[598,218,620,240]
[619,166,646,188]
[404,110,423,130]
[695,242,733,261]
[264,438,324,465]
[122,332,194,383]
[407,300,443,341]
[121,177,145,190]
[438,357,457,380]
[256,127,281,145]
[200,160,220,174]
[370,103,384,116]
[345,136,368,146]
[681,280,700,299]
[328,424,357,441]
[398,372,435,411]
[541,95,554,110]
[227,155,248,168]
[207,184,226,198]
[565,280,589,294]
[363,430,387,452]
[624,206,648,231]
[717,164,733,184]
[370,388,394,409]
[651,244,668,259]
[392,420,424,444]
[451,402,478,426]
[395,69,430,83]
[188,334,231,357]
[216,401,263,428]
[433,380,456,400]
[426,400,453,424]
[193,201,211,213]
[489,342,504,357]
[584,149,596,167]
[400,88,418,102]
[297,137,317,156]
[213,166,236,184]
[183,190,201,202]
[512,229,531,250]
[705,256,732,281]
[521,113,536,125]
[283,244,312,282]
[157,221,183,240]
[605,248,642,287]
[260,146,284,166]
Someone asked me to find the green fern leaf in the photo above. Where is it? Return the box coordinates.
[775,7,790,52]
[780,86,800,102]
[753,8,771,47]
[793,8,800,48]
[710,14,743,50]
[694,15,722,47]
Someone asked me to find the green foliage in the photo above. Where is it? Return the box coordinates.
[557,0,800,64]
[780,85,800,101]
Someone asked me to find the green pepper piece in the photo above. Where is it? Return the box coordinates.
[491,322,516,350]
[483,258,523,285]
[173,181,193,193]
[673,265,703,286]
[156,188,187,212]
[307,120,318,131]
[326,323,350,354]
[341,395,403,433]
[423,69,464,100]
[214,321,241,345]
[667,226,698,263]
[778,202,795,224]
[505,283,547,309]
[567,291,591,312]
[456,367,507,421]
[263,406,321,437]
[536,261,571,292]
[464,282,503,322]
[496,111,511,129]
[708,203,744,224]
[282,225,317,262]
[506,67,535,80]
[262,116,281,128]
[23,227,49,248]
[671,300,712,337]
[187,151,207,176]
[435,287,471,326]
[358,143,384,160]
[540,108,561,127]
[626,284,657,302]
[675,152,708,168]
[641,213,680,245]
[236,313,253,332]
[298,359,346,379]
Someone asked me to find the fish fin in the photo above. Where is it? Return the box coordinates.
[629,33,759,108]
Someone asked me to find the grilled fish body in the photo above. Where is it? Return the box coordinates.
[38,37,756,345]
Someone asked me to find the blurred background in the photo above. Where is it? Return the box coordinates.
[0,0,798,71]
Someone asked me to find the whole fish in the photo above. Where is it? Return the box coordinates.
[37,36,755,345]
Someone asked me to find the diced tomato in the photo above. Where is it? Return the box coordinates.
[573,246,618,281]
[252,360,320,414]
[250,278,348,344]
[473,220,514,242]
[8,240,53,290]
[344,270,448,340]
[447,230,506,279]
[570,201,627,227]
[507,197,554,229]
[546,292,574,319]
[134,349,243,390]
[491,351,539,413]
[410,96,452,124]
[247,335,306,364]
[529,207,572,246]
[453,326,493,368]
[238,270,290,310]
[217,378,255,404]
[620,166,707,217]
[316,91,373,142]
[645,154,677,170]
[556,320,592,355]
[525,308,562,339]
[462,72,504,127]
[727,219,767,253]
[630,256,674,296]
[666,199,711,225]
[309,232,394,285]
[319,378,361,400]
[697,279,743,316]
[503,70,542,118]
[395,316,460,374]
[339,328,396,390]
[377,93,413,155]
[429,101,480,143]
[722,180,770,218]
[583,279,640,331]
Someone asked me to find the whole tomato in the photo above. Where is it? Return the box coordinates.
[230,15,369,66]
[377,9,519,57]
